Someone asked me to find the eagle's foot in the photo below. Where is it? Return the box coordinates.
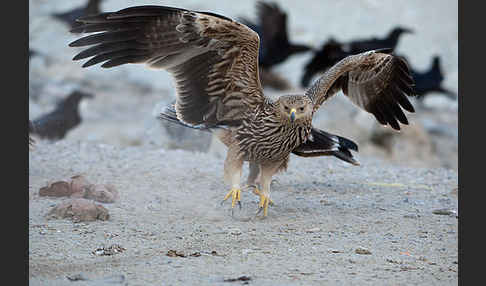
[252,188,274,206]
[255,192,272,217]
[222,188,241,210]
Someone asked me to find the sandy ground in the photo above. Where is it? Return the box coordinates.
[29,0,458,285]
[29,140,458,285]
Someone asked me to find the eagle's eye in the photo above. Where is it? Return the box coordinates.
[299,107,305,112]
[283,106,289,111]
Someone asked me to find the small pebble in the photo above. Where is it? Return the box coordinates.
[92,244,125,256]
[432,209,457,216]
[355,247,372,255]
[306,227,321,233]
[329,249,342,254]
[229,228,242,235]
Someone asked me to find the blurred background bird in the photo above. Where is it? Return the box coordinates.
[407,55,456,101]
[29,90,94,141]
[52,0,103,31]
[342,26,413,54]
[29,49,38,60]
[300,38,350,87]
[239,1,312,90]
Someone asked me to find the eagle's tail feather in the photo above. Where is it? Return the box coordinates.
[292,128,360,166]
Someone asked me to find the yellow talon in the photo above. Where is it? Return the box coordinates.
[253,188,274,206]
[223,188,241,208]
[257,193,271,217]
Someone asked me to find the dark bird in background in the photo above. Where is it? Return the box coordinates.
[300,38,351,87]
[301,26,413,87]
[240,1,312,69]
[343,26,413,55]
[407,55,456,100]
[52,0,103,31]
[29,49,38,60]
[30,90,93,141]
[240,1,312,89]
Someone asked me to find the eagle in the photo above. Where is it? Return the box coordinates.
[69,5,416,217]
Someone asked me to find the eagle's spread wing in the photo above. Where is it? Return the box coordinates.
[305,50,415,130]
[69,5,264,128]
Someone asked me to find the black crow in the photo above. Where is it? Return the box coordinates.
[410,55,456,100]
[300,38,351,87]
[52,0,103,31]
[344,26,413,54]
[30,91,93,141]
[29,49,38,60]
[240,1,312,69]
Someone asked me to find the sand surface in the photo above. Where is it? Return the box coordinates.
[29,140,458,285]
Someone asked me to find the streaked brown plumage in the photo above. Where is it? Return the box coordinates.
[69,5,416,217]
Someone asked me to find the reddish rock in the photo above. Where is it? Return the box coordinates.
[47,198,109,222]
[69,174,92,195]
[39,175,119,203]
[39,181,73,197]
[83,184,119,203]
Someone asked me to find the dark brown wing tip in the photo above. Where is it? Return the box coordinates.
[368,55,418,131]
[68,39,82,47]
[373,47,394,54]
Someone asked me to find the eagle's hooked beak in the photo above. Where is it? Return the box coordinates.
[290,108,297,123]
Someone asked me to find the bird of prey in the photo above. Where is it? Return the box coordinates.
[239,1,311,89]
[301,26,413,87]
[69,5,416,217]
[30,90,93,141]
[407,55,456,100]
[52,0,103,31]
[160,103,359,166]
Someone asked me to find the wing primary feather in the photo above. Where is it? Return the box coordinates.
[69,30,140,47]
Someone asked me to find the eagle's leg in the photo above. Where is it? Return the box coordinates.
[255,162,281,217]
[222,147,244,211]
[246,161,260,188]
[247,162,274,206]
